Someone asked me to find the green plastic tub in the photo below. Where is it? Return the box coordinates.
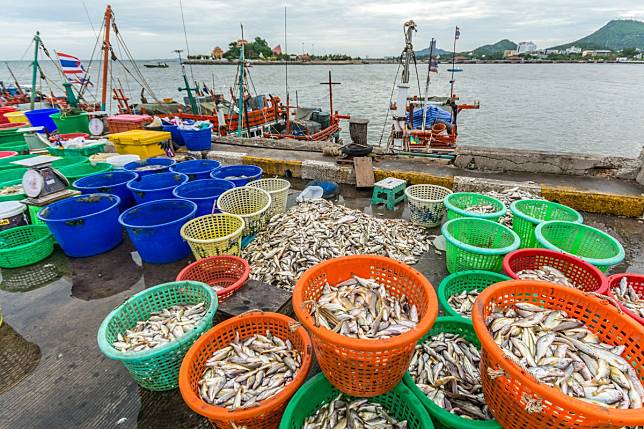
[511,200,582,248]
[441,218,520,273]
[535,220,625,272]
[0,154,36,170]
[97,281,218,391]
[49,111,90,134]
[0,168,26,186]
[59,162,112,182]
[437,271,510,319]
[52,155,89,170]
[280,372,434,429]
[46,142,105,158]
[0,225,55,268]
[444,193,505,222]
[0,179,26,202]
[403,317,501,429]
[0,141,30,155]
[0,130,25,145]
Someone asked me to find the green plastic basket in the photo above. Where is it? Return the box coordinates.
[47,142,105,157]
[444,193,506,222]
[280,372,434,429]
[0,225,55,268]
[52,155,89,170]
[437,271,510,319]
[403,317,501,429]
[511,200,582,248]
[441,218,520,273]
[97,281,218,391]
[0,142,29,154]
[59,162,112,182]
[0,168,26,186]
[535,221,624,272]
[28,204,46,226]
[0,179,26,202]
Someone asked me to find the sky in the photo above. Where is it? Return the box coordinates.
[1,0,643,59]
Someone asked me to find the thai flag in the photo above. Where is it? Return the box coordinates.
[430,59,439,73]
[56,51,85,74]
[455,26,461,40]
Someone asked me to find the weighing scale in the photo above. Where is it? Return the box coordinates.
[88,111,108,137]
[17,126,49,153]
[12,155,78,208]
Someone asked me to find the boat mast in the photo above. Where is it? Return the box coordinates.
[449,26,458,98]
[237,25,245,137]
[175,49,198,113]
[101,5,113,111]
[421,38,435,131]
[392,20,417,149]
[30,31,41,110]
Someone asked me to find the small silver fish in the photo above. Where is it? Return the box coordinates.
[302,393,408,429]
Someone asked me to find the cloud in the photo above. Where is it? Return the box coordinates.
[0,0,642,58]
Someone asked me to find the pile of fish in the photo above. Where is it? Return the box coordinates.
[309,276,419,339]
[612,277,644,318]
[0,184,23,195]
[447,290,479,318]
[302,394,408,429]
[198,330,301,409]
[487,302,644,409]
[112,303,206,352]
[134,164,166,172]
[463,204,497,215]
[409,332,492,420]
[483,186,542,226]
[243,200,431,290]
[516,266,577,289]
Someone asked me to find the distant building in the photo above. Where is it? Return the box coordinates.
[503,50,518,58]
[582,49,612,57]
[211,47,223,59]
[517,41,537,53]
[545,49,560,55]
[565,46,582,55]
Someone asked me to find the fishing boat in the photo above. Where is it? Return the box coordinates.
[143,62,169,68]
[384,21,478,155]
[446,67,464,72]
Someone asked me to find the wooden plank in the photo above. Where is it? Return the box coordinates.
[353,156,374,188]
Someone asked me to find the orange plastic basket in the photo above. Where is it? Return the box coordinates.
[292,255,438,397]
[178,311,313,429]
[471,280,644,429]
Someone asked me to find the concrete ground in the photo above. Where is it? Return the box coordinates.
[0,184,642,429]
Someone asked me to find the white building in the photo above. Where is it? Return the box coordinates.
[565,46,582,55]
[545,49,560,55]
[582,49,612,57]
[517,41,538,54]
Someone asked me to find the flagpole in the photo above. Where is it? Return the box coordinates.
[450,26,457,98]
[421,38,435,131]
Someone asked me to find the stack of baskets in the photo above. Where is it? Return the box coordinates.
[216,186,271,238]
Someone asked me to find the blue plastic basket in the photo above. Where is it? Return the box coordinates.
[123,157,176,177]
[73,171,138,212]
[127,172,189,205]
[169,159,221,181]
[210,165,263,187]
[38,193,122,257]
[172,178,235,217]
[179,125,212,151]
[119,199,197,264]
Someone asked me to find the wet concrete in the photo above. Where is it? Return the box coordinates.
[0,184,642,428]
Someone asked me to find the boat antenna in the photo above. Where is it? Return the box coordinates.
[179,0,196,84]
[449,26,459,98]
[421,38,435,131]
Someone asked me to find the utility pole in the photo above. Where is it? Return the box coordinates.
[100,5,113,110]
[31,31,41,110]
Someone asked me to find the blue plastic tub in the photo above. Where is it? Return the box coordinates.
[123,157,176,177]
[172,178,235,217]
[169,159,221,181]
[72,171,138,212]
[127,172,188,205]
[210,165,263,187]
[178,125,212,151]
[24,108,60,133]
[119,199,197,264]
[38,193,122,257]
[162,123,186,146]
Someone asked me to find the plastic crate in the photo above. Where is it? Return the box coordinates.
[106,114,152,133]
[108,130,170,158]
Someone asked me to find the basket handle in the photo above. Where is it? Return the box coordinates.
[584,291,623,314]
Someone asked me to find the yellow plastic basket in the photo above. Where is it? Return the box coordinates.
[246,178,290,219]
[216,187,271,237]
[108,130,171,158]
[180,213,245,259]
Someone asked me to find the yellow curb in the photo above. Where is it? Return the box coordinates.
[374,168,454,189]
[241,156,303,177]
[541,186,644,218]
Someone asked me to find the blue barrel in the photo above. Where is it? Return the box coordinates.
[179,125,213,151]
[169,159,221,181]
[24,108,60,133]
[72,171,138,212]
[172,178,235,217]
[38,193,122,257]
[127,172,188,205]
[210,165,263,187]
[119,199,197,264]
[123,157,176,177]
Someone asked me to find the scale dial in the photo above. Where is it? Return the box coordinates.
[89,118,105,136]
[23,169,45,198]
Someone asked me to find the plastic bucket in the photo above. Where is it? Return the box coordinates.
[178,125,212,151]
[210,164,263,187]
[119,199,197,264]
[162,123,185,146]
[127,172,188,205]
[172,178,235,217]
[38,193,122,257]
[123,157,176,177]
[0,107,17,124]
[73,171,138,212]
[25,108,59,132]
[169,159,221,181]
[60,162,113,182]
[49,112,90,134]
[105,154,140,170]
[0,201,28,232]
[4,111,30,125]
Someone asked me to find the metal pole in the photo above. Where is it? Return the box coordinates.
[101,5,113,110]
[237,25,245,136]
[422,39,435,131]
[31,31,41,110]
[450,26,457,98]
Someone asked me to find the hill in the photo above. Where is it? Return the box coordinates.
[551,20,644,50]
[415,46,450,57]
[468,39,517,56]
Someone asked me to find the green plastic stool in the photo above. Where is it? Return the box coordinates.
[371,177,407,210]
